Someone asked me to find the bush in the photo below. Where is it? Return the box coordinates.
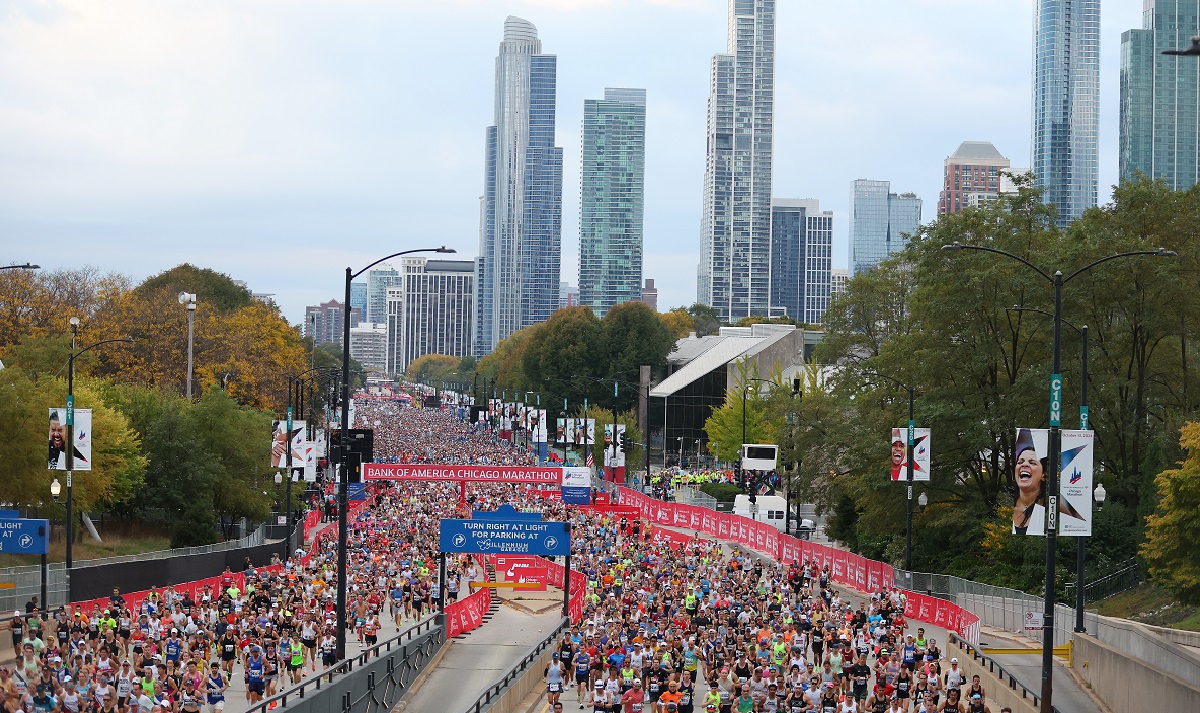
[700,483,743,503]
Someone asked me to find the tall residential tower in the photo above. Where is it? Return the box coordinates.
[1032,0,1100,226]
[579,88,646,317]
[698,0,775,321]
[1121,1,1200,190]
[475,16,563,356]
[769,199,833,325]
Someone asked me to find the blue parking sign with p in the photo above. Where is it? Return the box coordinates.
[0,512,49,555]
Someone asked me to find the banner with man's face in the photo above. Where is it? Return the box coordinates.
[49,408,91,471]
[889,427,931,481]
[270,420,306,468]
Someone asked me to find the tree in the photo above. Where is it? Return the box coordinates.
[406,354,462,382]
[523,308,604,408]
[0,267,128,352]
[1141,422,1200,603]
[703,361,779,463]
[660,308,695,339]
[687,304,723,337]
[138,264,253,313]
[601,302,674,410]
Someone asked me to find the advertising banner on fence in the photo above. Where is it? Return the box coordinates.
[561,467,591,505]
[890,427,931,481]
[362,464,563,484]
[494,555,549,591]
[446,586,490,638]
[1012,428,1094,536]
[49,407,91,470]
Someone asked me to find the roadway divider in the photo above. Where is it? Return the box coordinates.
[615,487,982,645]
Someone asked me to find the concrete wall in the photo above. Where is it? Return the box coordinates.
[1089,614,1200,688]
[1141,621,1200,649]
[1073,632,1200,713]
[482,643,557,713]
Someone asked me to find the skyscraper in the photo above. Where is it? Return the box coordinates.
[849,180,922,276]
[304,300,361,347]
[1032,0,1100,226]
[350,282,367,318]
[769,199,833,325]
[579,88,647,317]
[365,266,400,324]
[386,258,475,374]
[698,0,775,321]
[939,142,1012,215]
[475,16,563,356]
[1121,1,1200,190]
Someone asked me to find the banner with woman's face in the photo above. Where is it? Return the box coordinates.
[1012,428,1093,536]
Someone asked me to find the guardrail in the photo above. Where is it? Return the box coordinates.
[947,631,1059,713]
[462,616,570,713]
[246,617,444,713]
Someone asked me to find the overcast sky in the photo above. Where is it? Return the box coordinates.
[0,0,1145,323]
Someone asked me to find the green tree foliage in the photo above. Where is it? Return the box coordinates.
[687,303,723,337]
[808,176,1200,588]
[703,361,779,463]
[660,308,695,339]
[601,302,673,411]
[406,354,462,382]
[1141,422,1200,603]
[138,264,253,312]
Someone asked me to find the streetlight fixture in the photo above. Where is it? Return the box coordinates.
[0,263,39,271]
[65,319,134,591]
[1163,35,1200,56]
[941,241,1176,713]
[178,292,197,398]
[338,246,453,659]
[918,491,928,511]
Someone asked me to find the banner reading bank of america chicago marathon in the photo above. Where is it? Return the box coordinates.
[360,463,563,484]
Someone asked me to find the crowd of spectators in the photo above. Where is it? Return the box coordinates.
[353,400,535,466]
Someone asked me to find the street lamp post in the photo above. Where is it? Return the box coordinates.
[65,320,133,592]
[942,241,1175,713]
[178,292,197,398]
[740,377,772,513]
[866,371,917,571]
[1009,305,1094,632]
[338,246,452,660]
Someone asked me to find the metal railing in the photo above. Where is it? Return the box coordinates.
[246,617,444,713]
[947,631,1060,713]
[1078,559,1144,603]
[675,486,719,511]
[463,616,570,713]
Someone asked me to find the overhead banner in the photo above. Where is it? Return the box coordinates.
[362,463,563,485]
[270,419,306,468]
[49,408,92,471]
[889,427,931,481]
[1012,428,1093,536]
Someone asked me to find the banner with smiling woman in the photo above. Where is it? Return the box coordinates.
[1012,428,1093,535]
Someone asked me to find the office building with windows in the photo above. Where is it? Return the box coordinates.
[579,88,646,317]
[350,282,367,318]
[1121,1,1200,190]
[640,278,658,312]
[939,142,1012,215]
[386,258,475,374]
[304,300,362,347]
[1032,0,1100,226]
[830,269,848,303]
[769,199,833,324]
[365,267,401,324]
[850,180,922,276]
[698,0,776,321]
[475,16,563,356]
[349,323,388,373]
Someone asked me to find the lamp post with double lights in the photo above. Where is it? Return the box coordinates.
[65,319,133,590]
[942,241,1176,713]
[338,246,453,659]
[1008,305,1097,633]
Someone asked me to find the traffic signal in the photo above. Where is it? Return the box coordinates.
[619,431,628,453]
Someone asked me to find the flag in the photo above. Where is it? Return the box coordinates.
[585,452,593,468]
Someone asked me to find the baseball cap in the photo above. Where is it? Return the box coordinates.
[950,657,958,663]
[594,681,604,688]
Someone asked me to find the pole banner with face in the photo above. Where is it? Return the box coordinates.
[49,408,92,471]
[1012,428,1093,536]
[888,427,930,481]
[270,420,306,468]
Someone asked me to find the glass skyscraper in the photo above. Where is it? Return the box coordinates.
[769,199,833,325]
[698,0,775,321]
[1032,0,1100,227]
[579,88,646,318]
[849,179,922,276]
[475,16,563,356]
[1121,1,1200,190]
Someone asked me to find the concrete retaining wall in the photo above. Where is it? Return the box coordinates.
[1088,615,1200,688]
[1074,632,1200,712]
[482,643,557,713]
[946,637,1039,713]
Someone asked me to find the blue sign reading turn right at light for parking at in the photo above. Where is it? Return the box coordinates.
[0,513,49,555]
[440,517,570,556]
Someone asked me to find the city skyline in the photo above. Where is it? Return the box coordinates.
[0,1,1146,324]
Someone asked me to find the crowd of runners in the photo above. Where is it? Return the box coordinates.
[2,403,1001,713]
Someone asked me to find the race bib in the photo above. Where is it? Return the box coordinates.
[548,683,561,693]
